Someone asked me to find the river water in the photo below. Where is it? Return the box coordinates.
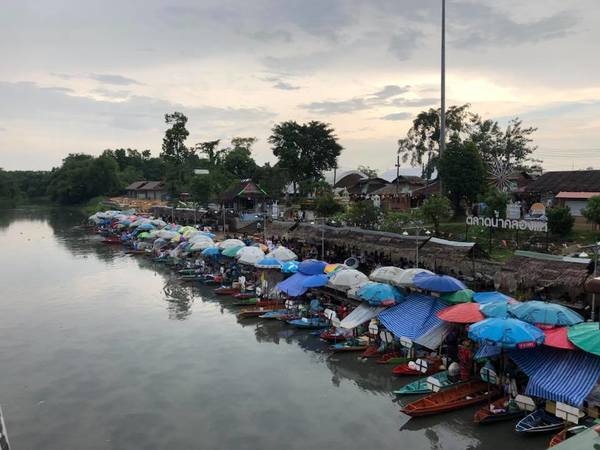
[0,208,550,450]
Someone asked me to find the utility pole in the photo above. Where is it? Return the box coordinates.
[440,0,446,159]
[395,153,401,195]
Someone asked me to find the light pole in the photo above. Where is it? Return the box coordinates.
[403,226,431,267]
[440,0,446,159]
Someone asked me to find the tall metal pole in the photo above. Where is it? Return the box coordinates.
[416,228,420,267]
[593,245,598,322]
[440,0,446,168]
[321,218,325,260]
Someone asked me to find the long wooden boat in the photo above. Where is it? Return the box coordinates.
[258,310,290,319]
[401,381,499,417]
[231,299,280,308]
[125,249,146,255]
[548,425,589,447]
[320,329,350,342]
[233,292,256,300]
[393,357,443,377]
[394,372,457,396]
[178,268,198,275]
[329,342,369,353]
[287,318,330,329]
[101,236,122,245]
[361,346,381,358]
[237,305,280,319]
[376,352,407,364]
[473,397,525,424]
[515,409,564,434]
[214,287,240,295]
[180,275,204,282]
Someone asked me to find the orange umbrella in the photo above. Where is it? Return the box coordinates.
[543,327,576,351]
[437,302,485,324]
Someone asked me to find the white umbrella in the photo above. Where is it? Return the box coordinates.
[347,281,370,300]
[236,246,266,265]
[328,269,369,292]
[157,230,179,240]
[369,266,405,284]
[189,234,214,244]
[190,240,215,251]
[394,268,434,287]
[267,246,297,262]
[151,219,167,228]
[218,239,246,250]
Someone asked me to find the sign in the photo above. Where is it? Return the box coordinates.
[530,202,546,216]
[466,215,547,232]
[194,169,209,175]
[506,202,521,220]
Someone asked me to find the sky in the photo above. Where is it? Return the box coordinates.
[1,0,599,172]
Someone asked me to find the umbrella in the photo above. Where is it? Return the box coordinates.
[440,289,474,304]
[190,240,215,251]
[357,282,404,306]
[369,266,405,284]
[437,303,485,324]
[218,239,246,250]
[301,274,329,288]
[543,327,577,351]
[281,260,299,273]
[222,245,244,257]
[510,300,584,327]
[473,291,512,304]
[413,273,467,293]
[255,257,282,269]
[392,268,434,287]
[137,222,155,231]
[298,259,327,275]
[324,263,347,274]
[468,318,545,348]
[328,269,369,292]
[201,247,220,257]
[568,322,600,356]
[150,219,166,228]
[157,230,179,240]
[480,301,510,318]
[347,282,369,300]
[267,246,297,262]
[236,246,265,265]
[138,231,150,239]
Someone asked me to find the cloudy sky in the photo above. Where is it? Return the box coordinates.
[1,0,599,172]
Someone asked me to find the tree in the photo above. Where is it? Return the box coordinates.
[547,206,575,236]
[420,195,451,235]
[189,174,213,205]
[160,112,195,195]
[346,200,381,228]
[438,138,487,213]
[358,165,378,178]
[254,163,287,201]
[582,196,600,229]
[269,121,342,195]
[195,140,226,167]
[314,192,343,218]
[222,137,258,180]
[399,104,472,179]
[482,189,509,218]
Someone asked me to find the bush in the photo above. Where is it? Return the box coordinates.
[582,196,600,228]
[547,206,574,236]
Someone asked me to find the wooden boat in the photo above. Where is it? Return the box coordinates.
[320,329,350,342]
[549,425,589,447]
[287,317,330,329]
[393,357,443,377]
[231,299,280,308]
[401,381,499,417]
[393,372,458,396]
[237,305,280,319]
[361,346,381,357]
[214,287,240,295]
[258,310,290,319]
[125,249,146,255]
[329,341,369,353]
[101,236,122,245]
[515,409,564,434]
[376,352,407,364]
[473,397,525,424]
[233,292,256,300]
[180,275,204,282]
[178,268,198,275]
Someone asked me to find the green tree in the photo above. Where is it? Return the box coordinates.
[482,189,509,218]
[254,163,287,201]
[420,194,451,235]
[358,165,378,178]
[582,196,600,228]
[195,139,226,166]
[346,200,381,228]
[222,137,258,180]
[547,206,575,236]
[160,112,195,195]
[314,192,343,217]
[438,138,487,213]
[189,175,213,205]
[269,121,342,195]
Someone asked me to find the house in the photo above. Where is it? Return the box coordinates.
[347,177,390,196]
[221,179,268,213]
[125,181,166,201]
[333,170,367,189]
[387,175,426,194]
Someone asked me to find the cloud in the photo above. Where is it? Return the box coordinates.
[249,30,293,43]
[302,98,369,114]
[273,81,301,91]
[389,29,424,61]
[89,73,142,85]
[391,97,438,107]
[371,85,410,99]
[381,112,412,121]
[91,88,131,99]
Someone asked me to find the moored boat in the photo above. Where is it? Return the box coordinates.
[401,380,499,417]
[392,357,443,377]
[101,236,122,245]
[319,329,350,342]
[214,286,240,295]
[233,292,256,300]
[515,409,564,434]
[329,340,368,353]
[361,346,381,358]
[287,317,330,329]
[393,371,458,396]
[237,305,280,318]
[376,352,407,364]
[548,425,589,447]
[473,397,525,424]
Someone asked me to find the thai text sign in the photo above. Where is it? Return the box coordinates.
[466,215,548,232]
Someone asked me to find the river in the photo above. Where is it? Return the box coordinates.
[0,208,550,449]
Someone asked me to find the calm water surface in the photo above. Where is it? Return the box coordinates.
[0,208,549,449]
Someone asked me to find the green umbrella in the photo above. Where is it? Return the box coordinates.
[567,322,600,356]
[138,232,150,239]
[441,289,474,304]
[221,245,244,258]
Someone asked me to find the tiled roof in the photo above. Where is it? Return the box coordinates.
[524,170,600,194]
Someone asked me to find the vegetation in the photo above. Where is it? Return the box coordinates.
[547,206,575,236]
[314,191,344,218]
[357,165,378,178]
[482,189,509,218]
[582,196,600,229]
[420,195,451,235]
[345,200,382,228]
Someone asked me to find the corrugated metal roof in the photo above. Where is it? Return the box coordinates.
[340,304,386,329]
[125,181,147,190]
[139,181,164,191]
[556,191,600,199]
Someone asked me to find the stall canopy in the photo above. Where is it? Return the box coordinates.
[509,347,600,407]
[415,322,453,350]
[378,293,448,341]
[276,273,310,297]
[340,304,386,330]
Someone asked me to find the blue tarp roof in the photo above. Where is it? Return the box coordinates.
[276,272,309,297]
[509,347,600,407]
[378,293,448,341]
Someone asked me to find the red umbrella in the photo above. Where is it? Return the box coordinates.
[437,303,484,324]
[543,327,577,351]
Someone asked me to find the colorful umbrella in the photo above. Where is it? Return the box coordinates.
[473,291,512,304]
[255,257,282,269]
[543,327,577,351]
[137,222,155,231]
[357,282,404,306]
[510,300,584,327]
[468,318,545,349]
[480,301,510,318]
[267,246,297,262]
[368,266,405,284]
[301,274,329,288]
[222,245,244,257]
[441,289,474,304]
[437,303,484,324]
[413,273,467,293]
[327,269,369,292]
[218,239,246,250]
[392,268,433,287]
[324,263,347,274]
[298,259,327,275]
[201,247,220,257]
[281,260,299,273]
[138,231,150,239]
[236,246,265,265]
[568,322,600,356]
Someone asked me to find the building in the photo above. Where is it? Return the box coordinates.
[346,177,390,196]
[125,181,166,201]
[221,179,268,213]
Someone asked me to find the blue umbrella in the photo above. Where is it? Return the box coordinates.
[301,274,329,288]
[468,318,544,349]
[298,259,327,275]
[276,273,310,297]
[137,222,155,231]
[412,273,467,293]
[510,300,584,327]
[281,261,300,273]
[357,282,404,306]
[473,291,512,304]
[199,231,216,239]
[201,247,220,256]
[255,257,282,269]
[480,301,510,318]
